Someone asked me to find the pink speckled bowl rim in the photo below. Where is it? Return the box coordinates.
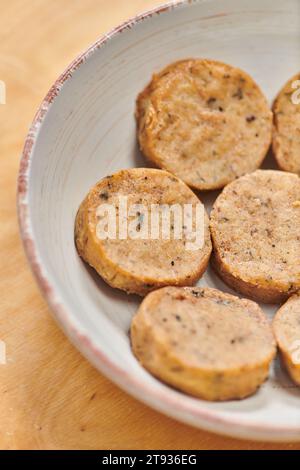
[17,0,300,442]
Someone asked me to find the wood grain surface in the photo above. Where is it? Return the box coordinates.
[0,0,299,450]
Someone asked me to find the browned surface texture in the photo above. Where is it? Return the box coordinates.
[136,59,272,190]
[273,72,300,174]
[75,168,211,295]
[273,294,300,386]
[131,287,275,401]
[1,0,300,450]
[210,170,300,303]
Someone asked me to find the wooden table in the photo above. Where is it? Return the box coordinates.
[0,0,299,450]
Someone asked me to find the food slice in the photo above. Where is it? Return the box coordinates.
[273,293,300,386]
[273,72,300,174]
[131,286,276,401]
[75,168,211,295]
[136,59,272,190]
[210,170,300,303]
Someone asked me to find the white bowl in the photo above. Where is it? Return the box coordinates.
[18,0,300,441]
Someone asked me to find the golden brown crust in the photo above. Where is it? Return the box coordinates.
[273,293,300,386]
[75,168,212,295]
[136,59,272,190]
[210,170,300,304]
[131,286,276,401]
[272,72,300,174]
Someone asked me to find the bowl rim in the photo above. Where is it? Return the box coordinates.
[17,0,300,442]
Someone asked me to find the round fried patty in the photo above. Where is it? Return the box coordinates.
[210,170,300,303]
[273,72,300,174]
[136,59,272,190]
[273,293,300,386]
[131,286,275,401]
[75,168,211,295]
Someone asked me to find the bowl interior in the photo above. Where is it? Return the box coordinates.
[23,0,300,440]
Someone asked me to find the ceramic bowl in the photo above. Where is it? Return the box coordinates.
[18,0,300,441]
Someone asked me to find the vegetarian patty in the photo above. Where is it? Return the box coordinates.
[136,59,272,190]
[75,168,211,295]
[273,72,300,174]
[131,286,276,401]
[273,293,300,386]
[210,170,300,303]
